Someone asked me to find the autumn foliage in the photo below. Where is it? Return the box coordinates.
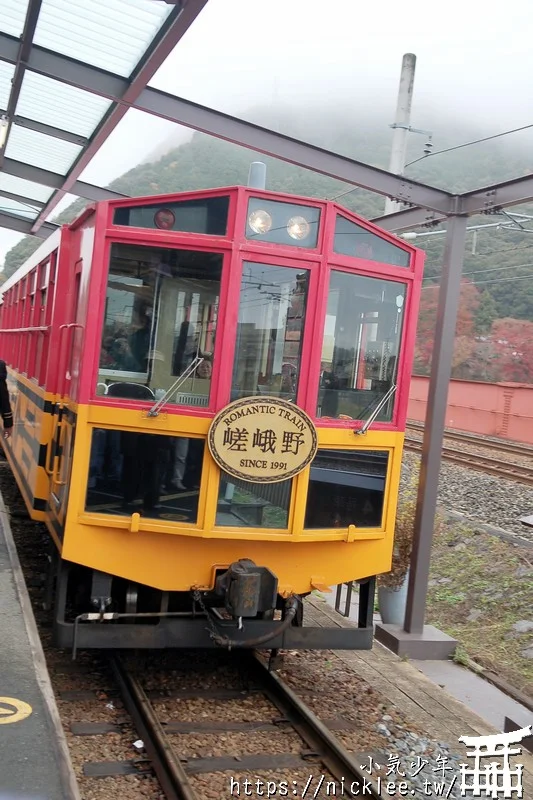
[414,280,533,384]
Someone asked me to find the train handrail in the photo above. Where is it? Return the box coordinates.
[44,404,68,486]
[0,325,49,333]
[57,323,83,397]
[45,404,63,480]
[53,408,69,487]
[44,409,58,478]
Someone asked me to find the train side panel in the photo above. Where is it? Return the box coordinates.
[0,233,65,522]
[3,374,55,520]
[44,209,98,545]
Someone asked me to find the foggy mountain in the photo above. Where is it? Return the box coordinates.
[3,104,533,323]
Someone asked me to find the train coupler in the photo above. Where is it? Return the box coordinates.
[90,570,113,617]
[215,559,278,618]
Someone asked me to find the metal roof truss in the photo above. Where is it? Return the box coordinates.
[0,0,532,239]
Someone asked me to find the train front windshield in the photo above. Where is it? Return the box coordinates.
[86,189,417,536]
[97,243,222,407]
[317,272,406,422]
[231,262,308,403]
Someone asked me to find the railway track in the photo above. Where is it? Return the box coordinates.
[406,421,533,459]
[404,436,533,487]
[70,653,382,799]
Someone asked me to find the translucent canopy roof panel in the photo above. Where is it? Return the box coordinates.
[33,0,174,77]
[1,0,30,38]
[78,106,182,186]
[0,174,54,204]
[5,125,83,174]
[0,1,206,236]
[0,61,16,111]
[16,72,113,137]
[0,196,39,221]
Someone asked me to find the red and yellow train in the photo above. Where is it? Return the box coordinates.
[0,185,423,652]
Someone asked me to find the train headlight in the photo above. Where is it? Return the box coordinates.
[248,209,272,234]
[287,216,310,240]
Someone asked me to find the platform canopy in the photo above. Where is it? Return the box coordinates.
[0,0,450,243]
[2,0,533,243]
[0,0,208,238]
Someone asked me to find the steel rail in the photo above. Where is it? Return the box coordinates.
[406,421,533,459]
[111,651,382,799]
[109,656,197,800]
[248,653,383,799]
[404,437,533,486]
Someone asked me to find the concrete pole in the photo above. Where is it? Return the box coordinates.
[384,54,416,215]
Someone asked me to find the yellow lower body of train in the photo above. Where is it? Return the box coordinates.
[4,372,404,653]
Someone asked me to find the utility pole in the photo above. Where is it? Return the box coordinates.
[384,53,416,215]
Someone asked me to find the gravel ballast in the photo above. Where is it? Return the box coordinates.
[401,451,533,541]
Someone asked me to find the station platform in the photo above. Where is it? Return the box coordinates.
[308,592,533,793]
[323,585,533,734]
[0,492,79,800]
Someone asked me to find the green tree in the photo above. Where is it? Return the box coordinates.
[3,236,42,277]
[3,199,90,278]
[474,290,498,334]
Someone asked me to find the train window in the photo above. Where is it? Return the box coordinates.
[85,429,205,522]
[304,449,388,529]
[97,243,222,406]
[317,271,406,422]
[231,262,308,402]
[215,472,291,529]
[245,197,320,248]
[113,196,229,235]
[334,215,410,267]
[50,253,57,283]
[39,261,49,289]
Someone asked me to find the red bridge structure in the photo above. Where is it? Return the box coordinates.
[409,376,533,445]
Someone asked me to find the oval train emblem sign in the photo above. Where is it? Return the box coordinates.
[208,396,318,484]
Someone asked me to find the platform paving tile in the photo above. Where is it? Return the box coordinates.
[0,495,79,800]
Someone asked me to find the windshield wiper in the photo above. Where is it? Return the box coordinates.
[147,356,204,417]
[354,384,396,435]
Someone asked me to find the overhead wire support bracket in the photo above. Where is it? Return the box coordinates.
[389,124,433,136]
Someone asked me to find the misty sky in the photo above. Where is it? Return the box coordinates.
[1,0,533,263]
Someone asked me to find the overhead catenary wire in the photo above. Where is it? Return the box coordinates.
[422,272,533,289]
[423,260,533,278]
[326,121,533,202]
[405,122,533,167]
